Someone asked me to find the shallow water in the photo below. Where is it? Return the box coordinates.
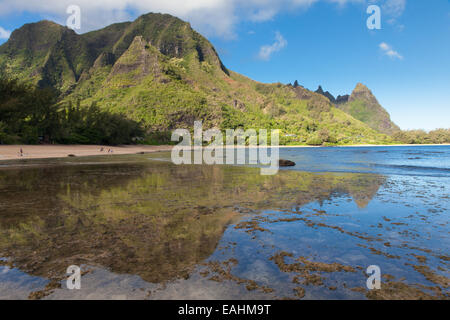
[0,146,448,300]
[279,146,450,177]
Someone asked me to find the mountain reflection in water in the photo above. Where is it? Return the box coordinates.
[0,157,382,281]
[0,152,448,300]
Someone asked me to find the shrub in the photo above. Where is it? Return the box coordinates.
[306,135,323,146]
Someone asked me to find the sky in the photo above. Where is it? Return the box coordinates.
[0,0,449,131]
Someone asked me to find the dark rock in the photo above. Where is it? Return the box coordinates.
[315,85,336,104]
[279,159,296,167]
[68,154,76,157]
[336,94,349,104]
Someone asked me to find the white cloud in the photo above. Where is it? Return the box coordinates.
[0,0,371,39]
[0,0,237,37]
[382,0,406,17]
[379,42,403,60]
[258,31,288,61]
[0,26,11,39]
[369,0,406,25]
[379,42,389,50]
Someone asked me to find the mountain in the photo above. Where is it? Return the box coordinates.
[339,83,400,135]
[315,83,399,135]
[0,13,395,145]
[315,86,336,104]
[0,14,226,92]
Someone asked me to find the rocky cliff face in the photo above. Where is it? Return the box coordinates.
[0,13,228,92]
[335,95,349,104]
[340,83,400,135]
[314,83,399,135]
[315,86,349,105]
[315,86,336,104]
[349,83,377,103]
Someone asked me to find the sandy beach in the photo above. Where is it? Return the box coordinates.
[0,145,174,161]
[0,144,448,162]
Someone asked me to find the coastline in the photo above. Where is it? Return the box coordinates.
[0,145,173,161]
[280,144,450,148]
[0,143,449,162]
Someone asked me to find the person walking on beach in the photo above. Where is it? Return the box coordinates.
[19,148,23,157]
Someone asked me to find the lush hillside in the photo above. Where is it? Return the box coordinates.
[0,77,143,144]
[340,83,400,135]
[0,13,397,146]
[315,83,400,135]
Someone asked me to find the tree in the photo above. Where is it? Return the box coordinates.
[0,76,144,145]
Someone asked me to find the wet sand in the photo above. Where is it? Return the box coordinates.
[0,145,173,161]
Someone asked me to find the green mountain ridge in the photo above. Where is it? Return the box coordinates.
[0,13,398,145]
[315,83,400,135]
[342,83,400,135]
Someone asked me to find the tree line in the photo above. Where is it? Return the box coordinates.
[392,129,450,145]
[0,77,143,145]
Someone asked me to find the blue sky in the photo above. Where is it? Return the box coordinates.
[0,0,449,130]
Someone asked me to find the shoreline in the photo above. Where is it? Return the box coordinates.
[0,143,448,162]
[280,143,450,148]
[0,145,174,161]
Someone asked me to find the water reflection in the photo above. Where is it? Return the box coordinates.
[0,157,385,287]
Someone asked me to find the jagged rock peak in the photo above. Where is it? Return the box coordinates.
[336,95,349,104]
[315,85,336,103]
[349,83,377,102]
[352,83,371,94]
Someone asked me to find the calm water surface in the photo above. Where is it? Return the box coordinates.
[0,146,448,299]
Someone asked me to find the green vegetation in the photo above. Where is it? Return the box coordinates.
[335,83,400,136]
[393,129,450,144]
[0,77,59,144]
[0,76,143,144]
[0,14,447,146]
